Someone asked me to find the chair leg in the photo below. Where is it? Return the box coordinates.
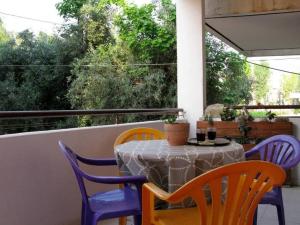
[118,175,127,225]
[91,216,98,225]
[276,203,285,225]
[119,217,127,225]
[84,210,94,225]
[276,188,285,225]
[253,207,258,225]
[84,217,92,225]
[81,204,86,225]
[134,215,142,225]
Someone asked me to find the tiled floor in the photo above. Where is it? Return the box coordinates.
[101,187,300,225]
[258,187,300,225]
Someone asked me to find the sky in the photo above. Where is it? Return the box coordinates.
[0,0,65,34]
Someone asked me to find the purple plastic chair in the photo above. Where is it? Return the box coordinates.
[245,135,300,225]
[58,141,147,225]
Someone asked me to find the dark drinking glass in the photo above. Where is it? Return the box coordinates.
[207,127,216,141]
[197,128,206,142]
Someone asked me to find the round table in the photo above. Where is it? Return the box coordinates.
[114,140,245,195]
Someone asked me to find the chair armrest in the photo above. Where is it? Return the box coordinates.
[142,183,172,225]
[80,171,147,184]
[76,155,117,166]
[143,183,171,201]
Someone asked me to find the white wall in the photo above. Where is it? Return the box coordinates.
[0,121,163,225]
[288,118,300,186]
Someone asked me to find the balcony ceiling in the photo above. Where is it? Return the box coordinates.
[205,11,300,57]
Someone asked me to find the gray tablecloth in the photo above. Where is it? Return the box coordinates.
[114,140,245,195]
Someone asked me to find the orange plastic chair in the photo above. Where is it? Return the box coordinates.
[114,127,165,225]
[142,161,286,225]
[114,127,165,147]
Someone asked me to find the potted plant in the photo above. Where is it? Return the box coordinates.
[266,110,276,122]
[235,108,256,151]
[163,115,190,146]
[237,113,252,145]
[220,106,237,121]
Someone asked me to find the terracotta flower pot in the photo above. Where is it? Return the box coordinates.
[164,123,190,146]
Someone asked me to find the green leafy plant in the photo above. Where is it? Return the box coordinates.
[162,115,177,124]
[237,111,252,144]
[220,107,237,121]
[204,114,214,127]
[266,111,276,121]
[206,34,253,105]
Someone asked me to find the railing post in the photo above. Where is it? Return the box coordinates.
[115,114,119,125]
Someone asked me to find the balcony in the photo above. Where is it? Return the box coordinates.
[1,111,300,225]
[2,0,300,224]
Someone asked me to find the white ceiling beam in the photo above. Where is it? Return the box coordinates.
[206,0,300,18]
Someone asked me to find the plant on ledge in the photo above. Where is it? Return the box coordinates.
[162,115,190,146]
[162,115,177,124]
[266,110,276,122]
[220,106,237,121]
[236,108,253,144]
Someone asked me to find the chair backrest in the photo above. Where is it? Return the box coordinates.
[160,161,285,225]
[114,127,165,147]
[247,135,300,169]
[58,141,89,205]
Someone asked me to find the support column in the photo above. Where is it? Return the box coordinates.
[177,0,206,137]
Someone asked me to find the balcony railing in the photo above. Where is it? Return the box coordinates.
[233,105,300,110]
[0,108,183,135]
[0,108,183,119]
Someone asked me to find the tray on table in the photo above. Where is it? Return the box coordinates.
[187,138,231,146]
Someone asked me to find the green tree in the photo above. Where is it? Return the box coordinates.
[252,62,270,104]
[115,0,176,63]
[0,30,82,133]
[0,0,254,133]
[57,0,115,53]
[68,44,132,110]
[206,34,252,105]
[56,0,88,20]
[68,43,176,105]
[79,3,114,49]
[115,0,177,105]
[68,0,252,113]
[0,19,10,43]
[281,73,300,104]
[0,30,76,110]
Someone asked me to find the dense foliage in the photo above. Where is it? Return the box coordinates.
[206,34,252,105]
[0,0,253,133]
[282,73,300,104]
[252,62,270,104]
[0,31,75,110]
[0,20,9,43]
[0,29,82,133]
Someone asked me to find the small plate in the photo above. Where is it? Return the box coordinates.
[187,138,230,146]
